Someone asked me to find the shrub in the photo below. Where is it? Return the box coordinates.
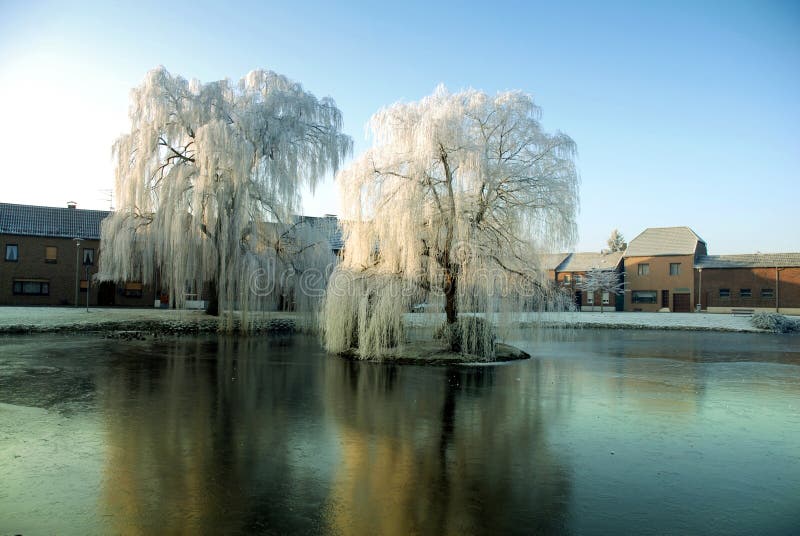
[751,312,800,333]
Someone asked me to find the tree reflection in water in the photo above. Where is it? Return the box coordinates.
[97,335,570,534]
[322,358,571,535]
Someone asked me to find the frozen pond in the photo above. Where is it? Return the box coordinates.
[1,330,798,534]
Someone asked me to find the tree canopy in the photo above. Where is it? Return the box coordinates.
[98,67,352,328]
[322,86,579,358]
[607,229,627,252]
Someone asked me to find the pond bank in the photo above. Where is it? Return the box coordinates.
[0,307,773,335]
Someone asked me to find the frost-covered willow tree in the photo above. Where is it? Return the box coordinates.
[322,87,579,358]
[98,67,351,329]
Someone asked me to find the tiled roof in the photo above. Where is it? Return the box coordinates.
[539,253,571,271]
[292,215,344,250]
[559,251,623,272]
[0,202,110,240]
[624,226,705,257]
[695,253,800,269]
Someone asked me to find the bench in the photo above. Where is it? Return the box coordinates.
[731,308,755,317]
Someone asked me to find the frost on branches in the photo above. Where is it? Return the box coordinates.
[576,268,625,313]
[98,67,352,330]
[322,87,579,359]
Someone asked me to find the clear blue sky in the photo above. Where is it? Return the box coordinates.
[1,0,797,254]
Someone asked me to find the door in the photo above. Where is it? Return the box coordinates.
[574,290,582,309]
[673,293,690,312]
[661,290,669,308]
[98,281,115,306]
[615,293,624,311]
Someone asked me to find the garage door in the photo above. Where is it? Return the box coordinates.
[673,293,690,312]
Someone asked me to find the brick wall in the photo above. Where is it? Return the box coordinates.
[623,255,696,312]
[1,234,155,307]
[696,266,800,313]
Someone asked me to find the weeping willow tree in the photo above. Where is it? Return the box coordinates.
[322,87,579,359]
[98,67,351,329]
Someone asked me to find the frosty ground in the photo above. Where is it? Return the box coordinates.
[0,306,768,334]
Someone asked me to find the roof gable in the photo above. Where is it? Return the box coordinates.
[624,226,705,257]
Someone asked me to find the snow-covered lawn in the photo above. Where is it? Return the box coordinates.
[404,311,764,333]
[0,306,764,333]
[0,307,208,329]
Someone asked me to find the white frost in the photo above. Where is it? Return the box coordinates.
[98,67,352,330]
[322,86,580,358]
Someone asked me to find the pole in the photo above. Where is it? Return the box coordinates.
[74,239,80,307]
[698,268,702,312]
[85,264,90,312]
[776,267,779,313]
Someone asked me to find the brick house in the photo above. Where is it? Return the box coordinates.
[556,251,623,311]
[1,202,155,307]
[695,253,800,315]
[540,253,571,283]
[623,227,707,312]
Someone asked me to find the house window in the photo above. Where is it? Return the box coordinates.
[587,292,594,305]
[740,288,752,299]
[82,248,95,265]
[637,263,650,276]
[761,288,774,299]
[123,282,143,298]
[12,279,49,296]
[669,263,680,276]
[563,274,571,283]
[719,289,730,299]
[602,292,610,305]
[575,274,582,284]
[5,244,18,261]
[45,246,58,263]
[632,290,657,304]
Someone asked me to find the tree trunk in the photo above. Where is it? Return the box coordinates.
[206,279,219,316]
[444,264,459,352]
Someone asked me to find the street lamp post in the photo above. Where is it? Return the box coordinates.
[83,251,92,313]
[697,268,702,312]
[73,238,81,307]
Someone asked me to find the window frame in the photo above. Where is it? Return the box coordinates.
[45,245,58,264]
[5,243,18,262]
[123,282,144,298]
[82,248,95,266]
[719,288,731,299]
[637,263,650,276]
[669,263,681,276]
[760,288,774,299]
[632,290,657,304]
[739,288,752,299]
[12,279,50,296]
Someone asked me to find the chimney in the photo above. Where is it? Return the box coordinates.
[67,201,77,209]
